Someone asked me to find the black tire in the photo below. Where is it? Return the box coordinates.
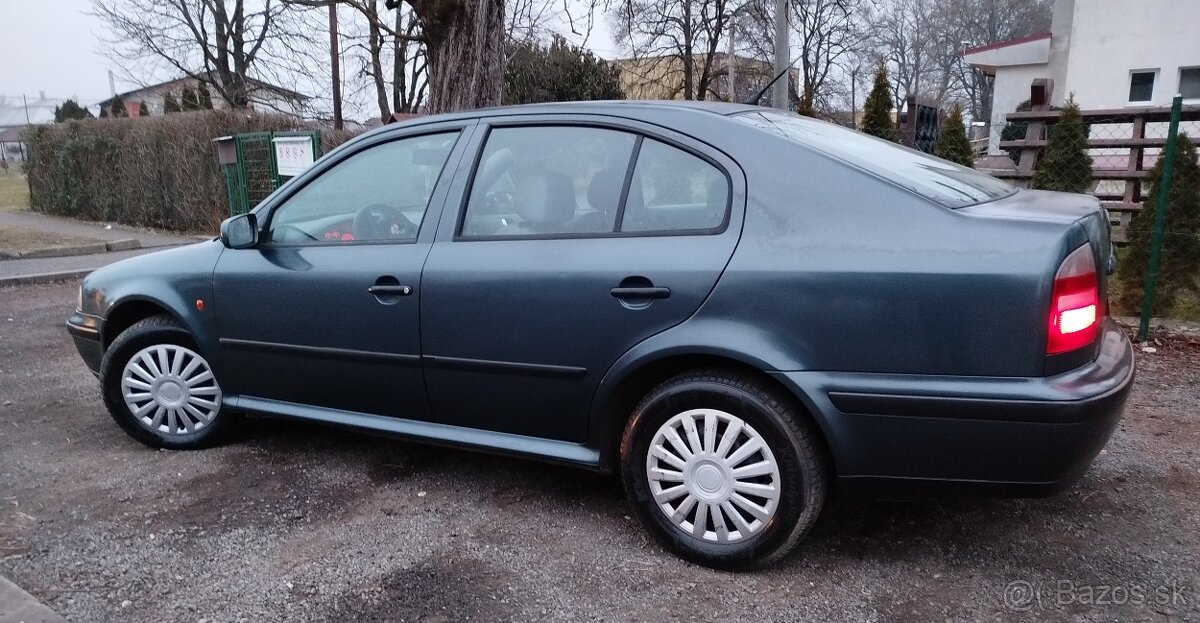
[620,369,828,569]
[99,315,233,450]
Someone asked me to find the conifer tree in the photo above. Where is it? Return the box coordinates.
[163,93,181,113]
[861,62,897,141]
[197,82,214,109]
[181,87,199,111]
[933,104,974,167]
[108,96,129,118]
[1117,134,1200,314]
[1031,96,1093,193]
[53,99,94,122]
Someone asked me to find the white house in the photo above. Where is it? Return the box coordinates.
[965,0,1200,152]
[96,75,310,118]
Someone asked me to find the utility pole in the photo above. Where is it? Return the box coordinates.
[727,17,736,101]
[329,3,344,130]
[771,0,789,110]
[850,66,859,129]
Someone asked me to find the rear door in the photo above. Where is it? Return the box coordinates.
[420,117,745,442]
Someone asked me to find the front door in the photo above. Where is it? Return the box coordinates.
[420,121,743,441]
[213,127,469,420]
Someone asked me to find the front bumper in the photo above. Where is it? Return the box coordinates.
[773,318,1135,497]
[66,311,104,376]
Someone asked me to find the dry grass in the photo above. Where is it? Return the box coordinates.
[0,223,101,257]
[0,171,30,210]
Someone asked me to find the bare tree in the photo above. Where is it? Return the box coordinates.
[614,0,735,101]
[380,0,504,113]
[944,0,1051,121]
[93,0,303,110]
[867,0,1050,117]
[736,0,869,111]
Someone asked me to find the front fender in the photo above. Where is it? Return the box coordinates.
[82,241,223,371]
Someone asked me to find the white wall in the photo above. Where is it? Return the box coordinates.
[985,64,1053,153]
[1059,0,1200,108]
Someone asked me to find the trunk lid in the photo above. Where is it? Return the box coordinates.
[960,188,1114,274]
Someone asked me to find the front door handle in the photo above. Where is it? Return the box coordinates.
[610,286,671,300]
[368,284,413,296]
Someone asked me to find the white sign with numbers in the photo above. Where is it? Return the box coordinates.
[272,136,315,177]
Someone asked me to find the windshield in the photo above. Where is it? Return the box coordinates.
[734,110,1015,209]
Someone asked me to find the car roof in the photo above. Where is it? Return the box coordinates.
[366,100,762,138]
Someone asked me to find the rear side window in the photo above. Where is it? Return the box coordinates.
[735,110,1014,208]
[460,126,729,238]
[460,126,637,237]
[623,138,729,232]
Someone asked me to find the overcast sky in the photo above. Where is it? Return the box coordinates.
[0,0,619,109]
[1,0,116,103]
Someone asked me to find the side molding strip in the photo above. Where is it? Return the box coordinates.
[231,395,601,468]
[219,339,588,379]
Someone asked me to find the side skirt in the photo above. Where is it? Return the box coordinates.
[229,395,603,471]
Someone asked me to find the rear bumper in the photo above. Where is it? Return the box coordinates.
[66,311,104,376]
[772,318,1134,497]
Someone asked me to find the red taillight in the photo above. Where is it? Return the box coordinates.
[1047,244,1100,354]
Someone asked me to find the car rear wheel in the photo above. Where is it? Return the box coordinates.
[620,369,827,569]
[99,315,232,449]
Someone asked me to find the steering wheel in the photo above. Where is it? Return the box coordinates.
[353,203,418,240]
[484,191,515,214]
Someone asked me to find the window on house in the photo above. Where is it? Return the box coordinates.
[1129,70,1157,103]
[1181,67,1200,101]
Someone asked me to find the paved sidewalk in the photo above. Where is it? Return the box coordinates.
[0,210,194,249]
[0,575,65,623]
[0,248,172,287]
[0,211,202,286]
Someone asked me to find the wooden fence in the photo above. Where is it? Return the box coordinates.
[986,91,1200,243]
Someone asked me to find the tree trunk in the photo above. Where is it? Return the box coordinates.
[392,7,407,112]
[417,0,505,114]
[366,0,392,122]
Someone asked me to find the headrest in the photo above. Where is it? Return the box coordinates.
[587,166,625,213]
[515,171,576,224]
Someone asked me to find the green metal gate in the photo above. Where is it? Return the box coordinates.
[214,131,322,216]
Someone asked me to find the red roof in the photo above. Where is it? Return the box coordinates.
[962,32,1052,56]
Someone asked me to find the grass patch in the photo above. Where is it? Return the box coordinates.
[0,172,30,210]
[0,224,102,258]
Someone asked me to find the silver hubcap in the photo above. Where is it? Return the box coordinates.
[121,344,222,435]
[646,408,781,543]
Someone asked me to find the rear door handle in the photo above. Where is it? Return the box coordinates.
[368,285,413,296]
[610,286,671,300]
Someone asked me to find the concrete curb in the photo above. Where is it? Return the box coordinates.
[104,238,141,252]
[0,239,142,261]
[0,269,92,289]
[0,575,67,623]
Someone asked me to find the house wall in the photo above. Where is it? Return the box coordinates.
[984,0,1199,154]
[1058,0,1200,109]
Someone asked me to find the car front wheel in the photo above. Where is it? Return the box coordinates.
[99,315,231,449]
[620,369,828,569]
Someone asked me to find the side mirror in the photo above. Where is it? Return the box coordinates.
[220,213,259,249]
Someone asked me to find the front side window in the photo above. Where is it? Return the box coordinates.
[1181,67,1200,101]
[1129,70,1157,103]
[461,126,636,237]
[735,110,1013,209]
[269,132,458,244]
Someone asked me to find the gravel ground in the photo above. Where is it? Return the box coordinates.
[1,281,1198,623]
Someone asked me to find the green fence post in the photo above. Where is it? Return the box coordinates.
[1137,94,1185,341]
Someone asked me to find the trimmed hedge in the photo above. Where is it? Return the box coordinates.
[25,111,358,233]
